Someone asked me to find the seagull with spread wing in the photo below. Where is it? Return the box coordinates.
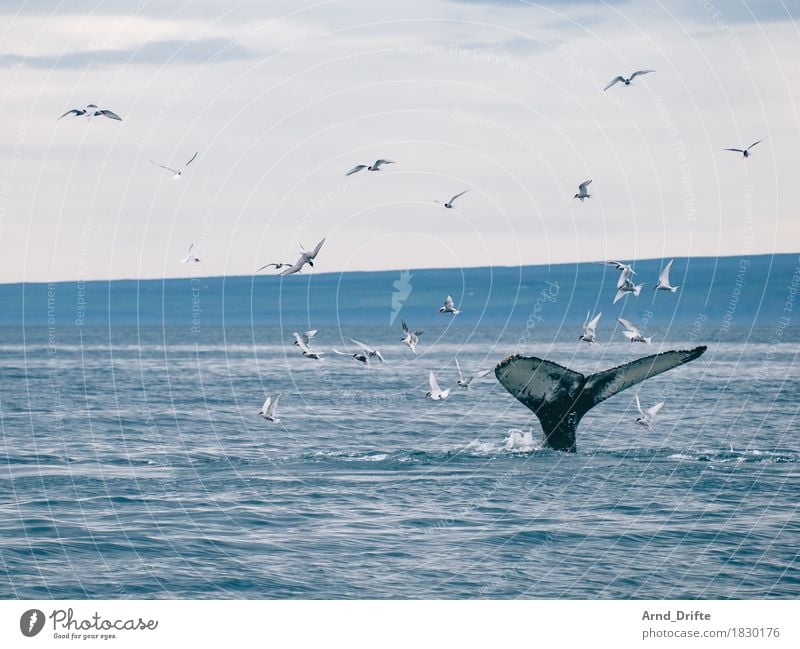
[635,393,664,429]
[433,189,470,209]
[280,238,326,276]
[455,358,492,389]
[618,317,652,344]
[401,320,423,354]
[426,371,450,401]
[604,69,654,90]
[724,139,764,158]
[58,104,122,121]
[654,259,679,292]
[574,179,592,202]
[181,243,200,264]
[438,294,460,315]
[345,159,395,176]
[150,152,198,180]
[349,339,385,362]
[580,311,602,345]
[258,393,282,422]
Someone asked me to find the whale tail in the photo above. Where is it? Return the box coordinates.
[494,346,707,452]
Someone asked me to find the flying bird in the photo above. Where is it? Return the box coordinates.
[58,104,122,121]
[401,319,423,354]
[280,238,326,276]
[654,259,680,292]
[332,348,370,364]
[598,260,637,275]
[580,311,602,345]
[618,317,652,344]
[349,338,385,362]
[613,268,644,304]
[574,179,592,202]
[150,152,198,180]
[455,358,492,389]
[604,70,654,91]
[258,393,282,422]
[426,370,450,401]
[433,189,470,209]
[295,339,324,360]
[292,330,318,347]
[635,393,664,429]
[724,139,764,158]
[257,262,292,272]
[181,244,200,264]
[345,159,395,176]
[438,294,460,315]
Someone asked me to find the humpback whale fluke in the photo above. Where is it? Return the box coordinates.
[494,346,707,452]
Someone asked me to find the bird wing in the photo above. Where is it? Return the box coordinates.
[635,393,644,416]
[629,69,654,80]
[746,139,764,151]
[331,348,350,356]
[151,160,180,174]
[449,189,470,204]
[659,259,674,284]
[57,109,83,120]
[455,357,464,381]
[588,311,602,330]
[604,76,625,91]
[269,393,281,415]
[373,159,395,167]
[578,179,592,192]
[723,148,745,153]
[296,340,311,353]
[345,165,368,176]
[616,267,632,289]
[98,109,122,120]
[444,294,455,309]
[304,330,318,343]
[401,320,409,334]
[292,332,303,345]
[349,338,371,353]
[429,371,441,393]
[256,262,280,272]
[185,152,199,166]
[187,243,194,254]
[647,401,665,417]
[261,396,271,413]
[617,317,639,334]
[308,238,326,259]
[473,368,493,379]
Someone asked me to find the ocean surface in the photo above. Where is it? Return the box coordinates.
[1,253,798,599]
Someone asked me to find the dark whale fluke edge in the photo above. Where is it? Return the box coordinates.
[494,346,707,452]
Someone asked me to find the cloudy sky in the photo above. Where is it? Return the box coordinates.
[0,0,797,282]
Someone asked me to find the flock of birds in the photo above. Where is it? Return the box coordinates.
[58,69,763,436]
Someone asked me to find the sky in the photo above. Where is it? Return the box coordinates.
[0,0,797,282]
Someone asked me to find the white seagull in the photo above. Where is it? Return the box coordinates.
[181,243,200,264]
[724,139,764,158]
[426,370,450,401]
[654,259,679,292]
[296,339,324,360]
[613,268,644,304]
[349,338,385,362]
[618,317,652,344]
[401,319,423,354]
[292,330,318,347]
[604,70,654,91]
[635,393,664,429]
[332,348,370,364]
[150,152,198,180]
[280,238,326,276]
[438,294,460,315]
[257,393,282,422]
[433,189,470,209]
[455,358,492,389]
[57,104,122,121]
[579,311,602,345]
[345,159,395,176]
[256,262,292,272]
[574,179,592,202]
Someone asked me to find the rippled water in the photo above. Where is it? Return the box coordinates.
[1,319,797,599]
